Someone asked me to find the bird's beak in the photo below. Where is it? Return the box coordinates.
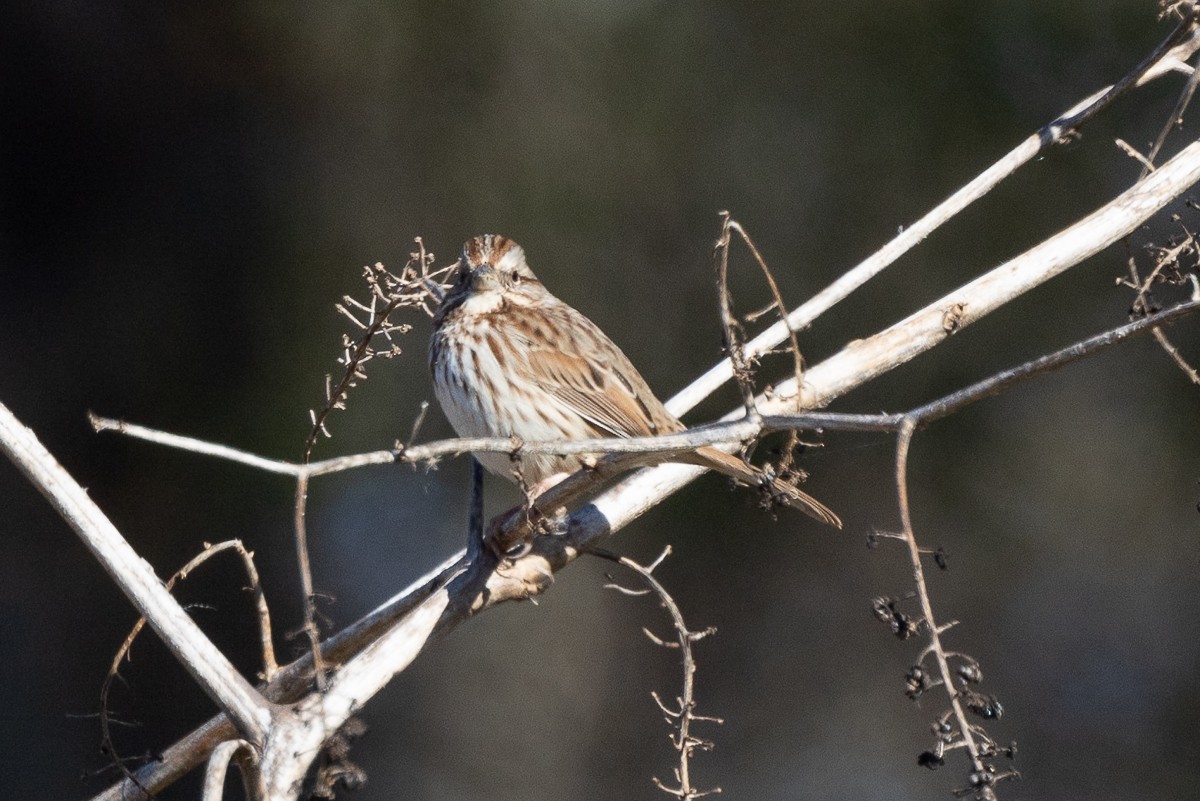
[468,264,500,292]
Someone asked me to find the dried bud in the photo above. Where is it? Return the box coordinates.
[931,715,955,741]
[934,546,950,570]
[956,662,983,684]
[961,689,1004,720]
[871,596,920,639]
[905,665,937,700]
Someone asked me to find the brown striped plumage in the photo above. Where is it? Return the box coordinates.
[429,235,840,528]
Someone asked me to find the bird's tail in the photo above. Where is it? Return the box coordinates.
[683,445,842,529]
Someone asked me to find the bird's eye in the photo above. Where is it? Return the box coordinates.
[510,271,522,283]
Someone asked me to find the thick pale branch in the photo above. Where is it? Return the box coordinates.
[666,20,1200,418]
[258,587,451,798]
[0,403,274,745]
[786,137,1200,409]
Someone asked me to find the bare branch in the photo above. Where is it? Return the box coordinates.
[1123,210,1200,384]
[257,576,456,798]
[203,739,260,801]
[293,473,328,690]
[1152,325,1200,382]
[303,241,452,461]
[86,287,1200,801]
[101,540,277,791]
[713,214,761,418]
[1142,48,1200,177]
[667,16,1200,418]
[593,547,722,800]
[893,421,987,778]
[785,138,1200,412]
[723,216,806,406]
[89,412,304,475]
[904,298,1200,424]
[0,403,274,746]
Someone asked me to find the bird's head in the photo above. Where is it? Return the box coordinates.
[454,234,541,296]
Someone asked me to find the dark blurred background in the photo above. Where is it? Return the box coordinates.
[3,2,1199,799]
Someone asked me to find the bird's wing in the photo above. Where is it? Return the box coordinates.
[510,305,681,439]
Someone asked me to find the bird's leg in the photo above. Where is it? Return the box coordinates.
[483,470,573,557]
[485,505,539,558]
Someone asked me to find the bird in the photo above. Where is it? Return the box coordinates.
[428,234,840,528]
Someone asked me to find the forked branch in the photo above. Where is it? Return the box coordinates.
[0,404,274,749]
[594,547,722,801]
[101,540,276,794]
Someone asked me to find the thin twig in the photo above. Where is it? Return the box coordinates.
[713,215,760,418]
[720,217,812,479]
[723,217,806,404]
[89,412,303,475]
[304,241,450,461]
[1152,325,1200,382]
[305,289,406,461]
[904,298,1200,423]
[592,547,721,800]
[293,472,327,689]
[1142,48,1200,178]
[893,420,985,777]
[100,540,276,795]
[1117,138,1158,171]
[1133,47,1200,382]
[1124,239,1200,382]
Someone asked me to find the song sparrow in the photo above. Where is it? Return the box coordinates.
[429,234,840,528]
